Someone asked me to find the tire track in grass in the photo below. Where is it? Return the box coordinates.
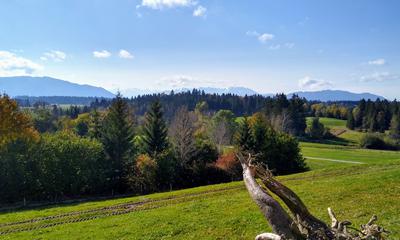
[305,156,364,164]
[0,186,244,235]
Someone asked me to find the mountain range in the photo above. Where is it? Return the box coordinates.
[0,76,114,98]
[0,76,385,101]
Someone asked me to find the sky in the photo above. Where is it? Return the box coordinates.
[0,0,400,98]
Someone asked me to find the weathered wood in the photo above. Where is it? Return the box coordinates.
[237,153,303,240]
[238,152,390,240]
[255,164,333,239]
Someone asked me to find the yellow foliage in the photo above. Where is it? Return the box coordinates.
[0,94,39,146]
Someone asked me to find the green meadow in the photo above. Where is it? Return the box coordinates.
[1,118,399,239]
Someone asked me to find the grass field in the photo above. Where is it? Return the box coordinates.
[1,141,399,239]
[306,117,366,145]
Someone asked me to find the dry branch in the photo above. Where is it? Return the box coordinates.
[237,152,390,240]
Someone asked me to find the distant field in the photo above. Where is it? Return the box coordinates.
[306,117,365,145]
[1,143,399,239]
[306,117,347,128]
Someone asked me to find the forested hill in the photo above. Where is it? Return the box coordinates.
[92,90,268,118]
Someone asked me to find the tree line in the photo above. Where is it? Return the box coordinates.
[1,93,309,204]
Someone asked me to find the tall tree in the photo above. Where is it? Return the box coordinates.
[142,100,169,157]
[307,118,325,139]
[0,94,39,146]
[89,109,102,139]
[101,93,135,193]
[210,109,237,151]
[235,117,254,152]
[389,113,400,139]
[346,110,355,130]
[169,106,197,167]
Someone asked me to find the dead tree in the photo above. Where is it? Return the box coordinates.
[237,153,390,240]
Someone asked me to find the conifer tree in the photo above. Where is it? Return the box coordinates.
[346,110,355,130]
[235,117,253,152]
[389,113,400,139]
[142,100,169,157]
[101,93,135,193]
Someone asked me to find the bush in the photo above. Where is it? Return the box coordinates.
[236,113,308,175]
[129,154,158,194]
[360,133,398,150]
[307,117,333,139]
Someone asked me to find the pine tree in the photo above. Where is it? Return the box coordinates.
[89,109,102,139]
[389,114,400,139]
[308,117,325,139]
[142,100,169,157]
[101,93,135,193]
[235,117,253,152]
[346,110,355,130]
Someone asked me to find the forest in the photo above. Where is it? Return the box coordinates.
[1,92,399,204]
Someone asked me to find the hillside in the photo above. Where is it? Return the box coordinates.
[1,142,399,239]
[0,76,114,98]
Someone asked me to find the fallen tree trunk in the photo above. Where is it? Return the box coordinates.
[237,153,390,240]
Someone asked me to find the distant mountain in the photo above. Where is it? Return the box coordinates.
[197,87,259,96]
[120,87,260,97]
[288,90,385,101]
[0,76,114,98]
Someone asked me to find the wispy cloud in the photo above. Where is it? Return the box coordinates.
[0,50,43,77]
[247,31,294,50]
[137,0,206,19]
[118,50,134,59]
[360,72,399,82]
[157,74,223,89]
[246,31,275,44]
[368,58,386,66]
[298,76,333,90]
[258,33,275,43]
[284,42,295,49]
[139,0,196,10]
[41,50,67,62]
[298,17,310,26]
[193,5,207,17]
[93,50,111,58]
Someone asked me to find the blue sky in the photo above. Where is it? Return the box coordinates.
[1,0,399,98]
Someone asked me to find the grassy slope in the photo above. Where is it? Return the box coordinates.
[1,143,400,239]
[306,117,365,145]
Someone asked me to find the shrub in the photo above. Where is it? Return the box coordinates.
[129,154,158,194]
[360,133,398,150]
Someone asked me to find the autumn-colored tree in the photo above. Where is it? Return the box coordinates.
[0,94,38,146]
[215,151,241,179]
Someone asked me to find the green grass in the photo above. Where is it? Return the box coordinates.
[306,117,366,145]
[306,117,347,128]
[1,143,400,239]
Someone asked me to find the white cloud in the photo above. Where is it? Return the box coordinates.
[258,33,275,43]
[93,50,111,58]
[193,5,207,17]
[298,76,333,90]
[246,31,275,44]
[140,0,196,9]
[41,50,67,62]
[360,72,399,82]
[159,75,196,88]
[269,44,281,50]
[118,50,134,59]
[0,51,43,77]
[368,58,386,66]
[157,74,221,89]
[246,31,259,37]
